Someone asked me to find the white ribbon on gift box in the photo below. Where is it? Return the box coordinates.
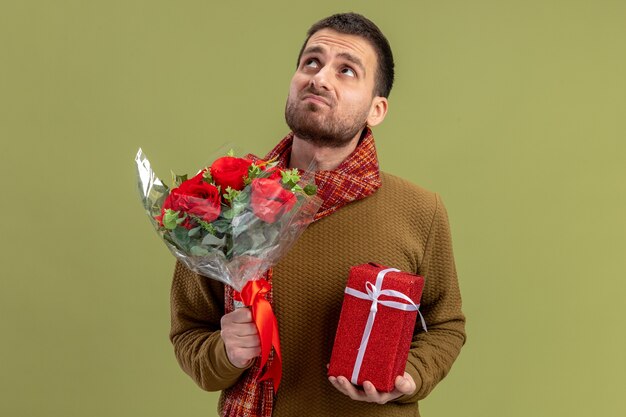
[344,267,428,386]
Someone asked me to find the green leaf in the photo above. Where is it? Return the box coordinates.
[281,168,301,185]
[163,233,182,251]
[202,233,225,247]
[303,184,317,196]
[152,183,170,194]
[172,226,191,248]
[249,228,269,248]
[211,219,231,234]
[194,217,217,235]
[264,226,279,244]
[221,208,234,220]
[248,163,262,179]
[233,223,280,257]
[163,209,180,230]
[227,149,235,157]
[291,184,304,193]
[171,171,188,187]
[188,226,202,237]
[202,170,213,183]
[190,246,209,256]
[232,189,250,205]
[230,199,248,219]
[223,187,241,203]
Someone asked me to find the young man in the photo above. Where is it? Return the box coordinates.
[169,13,466,417]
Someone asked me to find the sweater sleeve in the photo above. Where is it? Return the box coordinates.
[396,193,466,404]
[169,260,251,391]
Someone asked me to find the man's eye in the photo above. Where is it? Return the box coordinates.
[304,59,319,68]
[341,67,356,77]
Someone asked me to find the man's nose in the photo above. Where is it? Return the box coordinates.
[310,65,331,91]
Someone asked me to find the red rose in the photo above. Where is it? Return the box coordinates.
[250,178,297,223]
[262,165,283,181]
[210,156,253,193]
[159,175,221,228]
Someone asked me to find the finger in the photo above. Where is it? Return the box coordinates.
[221,323,259,341]
[363,381,392,404]
[362,381,378,397]
[221,308,254,329]
[240,345,261,357]
[231,307,254,323]
[232,334,261,348]
[395,376,410,394]
[329,376,351,397]
[394,374,416,395]
[233,322,259,337]
[227,346,261,368]
[337,376,364,401]
[231,345,262,357]
[328,376,349,396]
[221,330,260,353]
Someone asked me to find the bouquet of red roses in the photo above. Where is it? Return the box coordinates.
[135,148,321,390]
[135,148,320,292]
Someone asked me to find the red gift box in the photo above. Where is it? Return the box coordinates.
[328,263,426,392]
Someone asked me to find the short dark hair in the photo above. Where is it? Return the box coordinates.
[296,13,395,98]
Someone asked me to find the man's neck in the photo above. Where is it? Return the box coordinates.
[289,131,363,171]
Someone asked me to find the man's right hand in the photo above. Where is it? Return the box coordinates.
[220,307,261,368]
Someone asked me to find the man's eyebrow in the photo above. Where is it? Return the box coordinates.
[337,52,366,76]
[302,45,325,56]
[301,46,366,76]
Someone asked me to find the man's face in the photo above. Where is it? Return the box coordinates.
[285,28,382,148]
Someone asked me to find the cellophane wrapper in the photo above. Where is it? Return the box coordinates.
[135,149,322,292]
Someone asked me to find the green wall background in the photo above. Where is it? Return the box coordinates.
[1,1,624,416]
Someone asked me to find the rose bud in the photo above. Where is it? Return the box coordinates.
[210,156,253,193]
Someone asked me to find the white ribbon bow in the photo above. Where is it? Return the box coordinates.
[344,267,427,385]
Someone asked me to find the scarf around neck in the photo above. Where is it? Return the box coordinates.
[221,127,382,417]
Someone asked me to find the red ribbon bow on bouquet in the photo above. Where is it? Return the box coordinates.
[234,279,283,390]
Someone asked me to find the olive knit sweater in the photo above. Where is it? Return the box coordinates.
[169,171,466,417]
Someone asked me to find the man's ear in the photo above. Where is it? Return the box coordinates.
[366,96,388,127]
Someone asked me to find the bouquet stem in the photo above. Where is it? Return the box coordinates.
[233,279,283,390]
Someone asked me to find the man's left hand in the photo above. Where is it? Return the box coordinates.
[328,372,416,404]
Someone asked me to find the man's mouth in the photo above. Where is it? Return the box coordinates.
[302,94,330,107]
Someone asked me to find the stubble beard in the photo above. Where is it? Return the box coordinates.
[284,94,369,149]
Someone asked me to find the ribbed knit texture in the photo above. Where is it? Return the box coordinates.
[219,127,382,417]
[169,172,466,417]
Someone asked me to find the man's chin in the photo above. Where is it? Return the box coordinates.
[293,128,358,148]
[304,101,328,112]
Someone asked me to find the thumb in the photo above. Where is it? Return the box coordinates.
[395,374,415,394]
